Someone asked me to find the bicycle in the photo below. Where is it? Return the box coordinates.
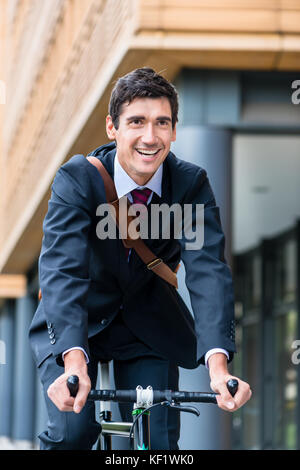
[67,361,238,451]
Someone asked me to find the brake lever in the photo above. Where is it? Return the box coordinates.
[161,401,200,417]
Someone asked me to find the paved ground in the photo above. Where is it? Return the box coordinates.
[0,436,38,450]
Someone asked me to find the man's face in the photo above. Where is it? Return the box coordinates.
[106,97,176,185]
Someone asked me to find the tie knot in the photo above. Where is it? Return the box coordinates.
[131,188,152,205]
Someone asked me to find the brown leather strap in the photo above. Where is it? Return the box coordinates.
[87,156,178,289]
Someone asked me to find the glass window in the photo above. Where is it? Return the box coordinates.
[273,310,298,449]
[233,133,300,451]
[233,252,261,449]
[274,239,297,305]
[233,134,300,254]
[242,322,261,449]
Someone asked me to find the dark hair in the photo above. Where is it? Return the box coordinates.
[108,67,178,129]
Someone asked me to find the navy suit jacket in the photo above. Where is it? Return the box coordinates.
[29,142,236,369]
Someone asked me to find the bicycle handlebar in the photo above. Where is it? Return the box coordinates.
[67,375,238,404]
[87,389,219,404]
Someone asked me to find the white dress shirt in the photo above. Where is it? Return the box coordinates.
[63,154,229,368]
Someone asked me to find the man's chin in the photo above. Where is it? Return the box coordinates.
[136,162,159,175]
[128,165,157,185]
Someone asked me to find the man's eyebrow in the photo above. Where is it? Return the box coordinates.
[126,115,172,122]
[156,116,172,121]
[126,115,145,122]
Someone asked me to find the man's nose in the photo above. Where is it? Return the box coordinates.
[141,124,157,146]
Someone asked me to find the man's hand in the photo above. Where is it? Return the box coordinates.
[208,353,252,412]
[47,350,91,414]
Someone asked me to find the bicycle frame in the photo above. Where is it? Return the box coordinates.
[98,407,150,450]
[96,361,151,450]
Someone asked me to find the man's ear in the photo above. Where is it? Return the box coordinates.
[106,115,116,140]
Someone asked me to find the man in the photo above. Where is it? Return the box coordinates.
[29,67,251,450]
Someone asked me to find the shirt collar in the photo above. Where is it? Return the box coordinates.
[114,152,162,199]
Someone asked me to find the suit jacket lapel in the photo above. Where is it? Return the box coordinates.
[159,156,172,205]
[99,147,116,181]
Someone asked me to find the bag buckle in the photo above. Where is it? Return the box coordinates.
[147,258,162,270]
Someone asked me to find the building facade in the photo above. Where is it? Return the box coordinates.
[0,0,300,449]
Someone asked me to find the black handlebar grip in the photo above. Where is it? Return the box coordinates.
[227,379,238,397]
[67,375,79,398]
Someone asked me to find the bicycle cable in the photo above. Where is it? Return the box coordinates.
[129,401,170,450]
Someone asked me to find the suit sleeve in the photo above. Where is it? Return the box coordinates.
[39,156,93,365]
[179,168,236,365]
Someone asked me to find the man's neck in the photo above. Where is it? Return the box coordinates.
[118,163,153,186]
[130,174,153,186]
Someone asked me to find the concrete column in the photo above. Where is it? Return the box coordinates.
[0,301,15,437]
[172,126,233,262]
[172,126,233,449]
[11,295,36,442]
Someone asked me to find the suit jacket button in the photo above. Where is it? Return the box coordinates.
[50,338,56,345]
[47,322,52,329]
[49,333,55,339]
[48,328,53,334]
[101,318,108,326]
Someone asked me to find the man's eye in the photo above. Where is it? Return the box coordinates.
[158,120,168,126]
[131,119,142,125]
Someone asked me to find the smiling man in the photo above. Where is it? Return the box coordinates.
[29,67,251,450]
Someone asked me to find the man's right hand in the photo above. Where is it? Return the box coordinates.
[47,350,91,414]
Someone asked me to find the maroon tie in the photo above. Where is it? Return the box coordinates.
[131,188,152,205]
[124,188,152,259]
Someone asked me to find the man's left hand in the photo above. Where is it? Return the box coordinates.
[208,353,252,412]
